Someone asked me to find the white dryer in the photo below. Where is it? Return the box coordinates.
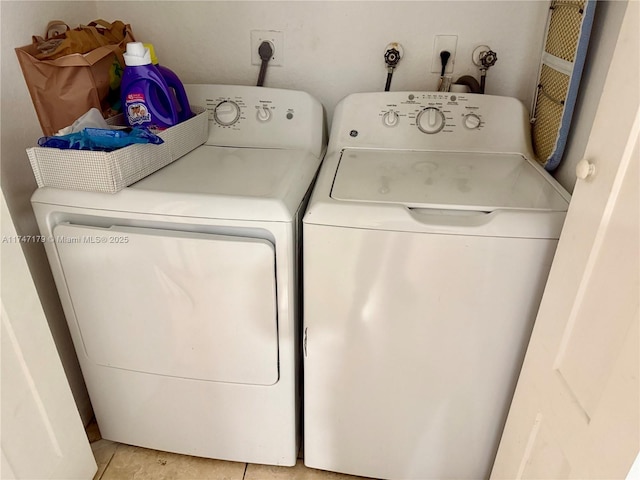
[31,85,324,466]
[303,92,570,479]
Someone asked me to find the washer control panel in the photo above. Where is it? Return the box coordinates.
[330,91,532,155]
[375,93,486,134]
[184,84,324,156]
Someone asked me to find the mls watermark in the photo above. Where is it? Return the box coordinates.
[2,235,129,244]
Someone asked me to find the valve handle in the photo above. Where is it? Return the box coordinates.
[384,42,404,70]
[480,50,498,69]
[385,48,401,68]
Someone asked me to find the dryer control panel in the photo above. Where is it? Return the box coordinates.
[185,84,325,158]
[330,91,534,157]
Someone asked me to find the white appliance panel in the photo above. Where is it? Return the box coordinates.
[185,84,324,158]
[54,223,278,386]
[304,226,557,479]
[31,148,321,223]
[331,149,568,212]
[327,92,534,155]
[133,147,307,199]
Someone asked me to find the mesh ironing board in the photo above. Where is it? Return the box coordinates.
[531,0,597,171]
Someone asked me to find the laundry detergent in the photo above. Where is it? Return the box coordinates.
[120,42,179,129]
[145,43,193,123]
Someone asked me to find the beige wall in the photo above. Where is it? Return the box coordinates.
[96,1,549,123]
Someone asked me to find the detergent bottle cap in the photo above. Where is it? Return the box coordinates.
[123,42,152,67]
[143,43,159,65]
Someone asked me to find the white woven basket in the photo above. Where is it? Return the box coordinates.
[27,105,208,193]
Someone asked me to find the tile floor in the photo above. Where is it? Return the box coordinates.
[87,420,377,480]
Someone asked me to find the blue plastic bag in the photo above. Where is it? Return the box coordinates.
[38,127,164,152]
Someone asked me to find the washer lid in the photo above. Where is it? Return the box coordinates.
[331,149,569,212]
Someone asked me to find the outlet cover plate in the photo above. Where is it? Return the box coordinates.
[251,30,283,66]
[431,35,458,74]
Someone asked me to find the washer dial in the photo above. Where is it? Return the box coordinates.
[417,107,446,134]
[382,110,399,127]
[214,100,241,126]
[463,113,482,129]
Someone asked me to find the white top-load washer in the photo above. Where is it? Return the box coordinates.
[303,92,570,480]
[31,85,324,466]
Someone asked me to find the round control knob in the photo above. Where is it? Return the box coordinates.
[214,100,241,126]
[257,106,271,122]
[576,159,596,180]
[417,107,446,134]
[382,110,399,127]
[463,113,482,129]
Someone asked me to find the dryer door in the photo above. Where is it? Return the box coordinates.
[54,223,279,386]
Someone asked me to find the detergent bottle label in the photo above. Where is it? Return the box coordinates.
[125,92,152,126]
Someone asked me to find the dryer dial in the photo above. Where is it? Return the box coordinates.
[214,100,241,126]
[257,106,271,122]
[417,107,445,134]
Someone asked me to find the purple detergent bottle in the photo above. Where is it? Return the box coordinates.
[120,42,179,129]
[145,43,193,123]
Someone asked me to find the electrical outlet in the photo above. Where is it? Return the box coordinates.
[251,30,283,66]
[430,35,458,74]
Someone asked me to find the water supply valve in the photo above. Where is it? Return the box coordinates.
[472,45,498,94]
[384,46,402,69]
[479,50,498,70]
[383,42,404,92]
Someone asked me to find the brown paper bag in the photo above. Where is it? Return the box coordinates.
[15,20,135,136]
